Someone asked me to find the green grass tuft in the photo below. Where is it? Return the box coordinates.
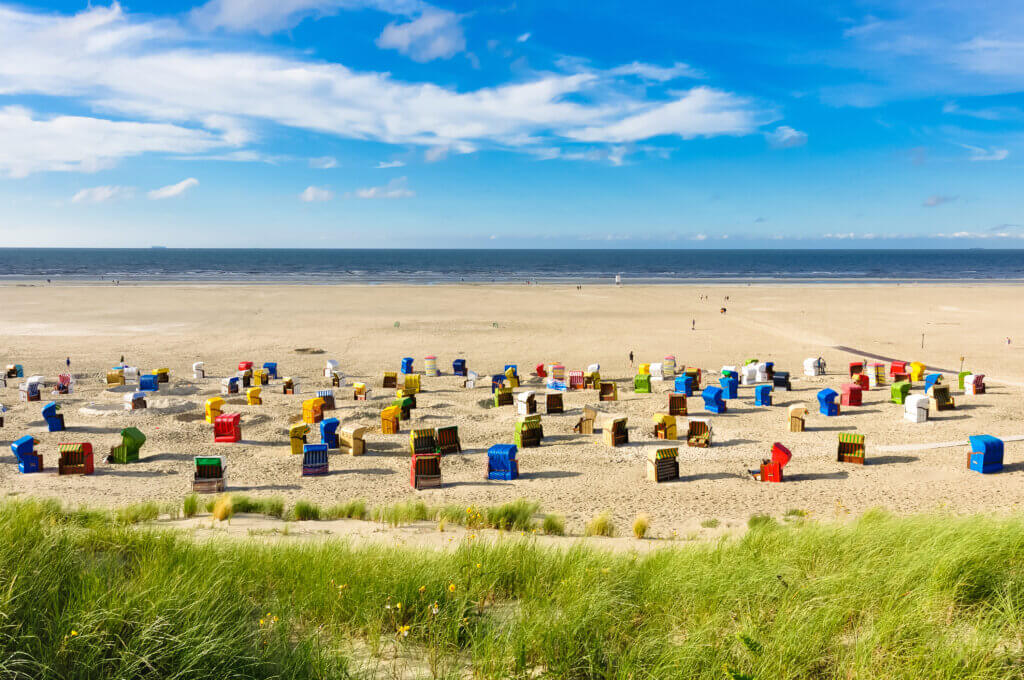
[700,518,720,529]
[542,513,565,536]
[585,510,616,537]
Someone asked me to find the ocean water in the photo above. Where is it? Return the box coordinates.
[0,248,1022,283]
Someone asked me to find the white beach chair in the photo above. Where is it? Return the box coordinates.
[650,362,664,381]
[123,366,140,383]
[741,364,758,386]
[904,394,928,423]
[464,371,478,389]
[324,359,340,378]
[587,363,600,374]
[193,362,205,379]
[516,391,536,415]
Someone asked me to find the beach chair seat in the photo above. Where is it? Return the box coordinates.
[837,432,866,464]
[890,381,911,405]
[602,417,628,447]
[719,377,738,399]
[289,422,309,455]
[11,436,42,473]
[849,362,863,378]
[42,401,65,432]
[634,373,652,394]
[214,413,241,443]
[840,383,862,407]
[205,397,225,424]
[904,394,928,423]
[453,359,467,376]
[436,425,460,454]
[545,392,564,414]
[646,447,679,483]
[687,418,712,447]
[381,406,401,434]
[400,357,414,375]
[410,453,441,490]
[817,389,840,416]
[652,413,677,440]
[788,404,807,432]
[302,397,325,424]
[246,387,262,406]
[929,385,955,411]
[58,443,94,475]
[382,371,397,389]
[493,387,514,407]
[193,456,226,493]
[263,362,278,379]
[674,375,693,396]
[968,435,1003,474]
[516,391,537,415]
[319,417,340,449]
[964,374,986,396]
[282,377,296,394]
[108,427,145,464]
[754,384,773,406]
[755,443,791,482]
[301,444,329,476]
[487,444,518,480]
[599,382,618,401]
[702,386,726,414]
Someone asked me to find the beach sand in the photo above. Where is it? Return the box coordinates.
[2,282,1023,533]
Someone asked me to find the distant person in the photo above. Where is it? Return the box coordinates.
[629,351,634,366]
[120,355,124,364]
[691,319,695,331]
[65,357,70,368]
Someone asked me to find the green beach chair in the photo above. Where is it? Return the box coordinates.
[890,382,911,405]
[108,427,146,464]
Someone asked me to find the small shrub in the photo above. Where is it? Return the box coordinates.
[212,495,234,522]
[115,502,159,525]
[585,511,615,538]
[262,497,285,519]
[700,518,720,529]
[632,513,650,539]
[748,514,777,530]
[183,494,199,518]
[292,500,321,521]
[542,514,565,536]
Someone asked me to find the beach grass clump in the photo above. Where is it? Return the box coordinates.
[542,513,565,536]
[324,499,368,521]
[182,493,200,518]
[632,513,650,539]
[486,499,539,531]
[114,501,160,525]
[0,499,1023,678]
[211,494,233,522]
[700,518,720,529]
[748,513,777,530]
[585,510,616,537]
[290,500,321,521]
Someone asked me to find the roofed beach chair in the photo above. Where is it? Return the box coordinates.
[193,456,226,493]
[42,401,65,432]
[754,384,773,406]
[107,369,125,386]
[647,447,679,483]
[282,377,296,394]
[193,362,205,379]
[411,453,441,490]
[634,373,652,394]
[702,386,726,414]
[652,413,677,440]
[929,384,955,412]
[338,425,367,455]
[214,413,241,443]
[924,374,942,393]
[803,357,826,377]
[568,370,585,390]
[301,444,329,476]
[674,375,693,396]
[246,386,262,405]
[11,436,42,473]
[316,389,335,411]
[381,405,400,434]
[574,405,597,434]
[221,376,239,395]
[964,374,986,396]
[840,383,862,407]
[788,404,807,432]
[817,388,840,416]
[516,391,537,415]
[599,382,618,401]
[957,371,971,391]
[668,392,687,416]
[837,432,866,464]
[890,381,911,405]
[602,417,628,447]
[905,394,928,423]
[687,417,712,447]
[494,387,514,407]
[289,422,309,455]
[487,444,518,480]
[436,425,461,454]
[410,428,438,455]
[58,442,94,475]
[303,397,325,424]
[205,397,224,424]
[772,371,792,392]
[263,362,278,379]
[755,443,791,482]
[909,362,926,383]
[453,359,467,376]
[424,355,439,377]
[320,417,340,449]
[382,371,397,389]
[545,392,564,414]
[124,391,147,410]
[719,376,738,399]
[400,357,413,375]
[968,435,1003,474]
[108,427,145,464]
[515,416,544,448]
[140,374,159,392]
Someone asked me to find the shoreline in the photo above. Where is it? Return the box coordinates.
[5,278,1024,287]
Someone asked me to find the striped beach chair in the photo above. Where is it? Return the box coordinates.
[301,444,329,476]
[410,428,437,455]
[316,389,335,410]
[646,447,679,483]
[436,426,461,454]
[58,443,93,475]
[836,432,866,465]
[687,418,712,447]
[193,456,226,493]
[289,422,309,454]
[411,453,441,489]
[568,370,585,390]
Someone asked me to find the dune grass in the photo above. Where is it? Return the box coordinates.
[3,500,1024,679]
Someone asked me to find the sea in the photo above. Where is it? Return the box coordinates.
[1,248,1023,283]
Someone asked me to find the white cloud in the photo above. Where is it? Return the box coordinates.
[961,144,1009,161]
[309,156,338,169]
[191,0,425,34]
[0,4,776,172]
[765,125,807,148]
[608,61,703,82]
[923,194,957,207]
[516,32,531,43]
[0,106,227,177]
[148,177,199,199]
[376,8,465,62]
[567,87,768,143]
[72,185,134,203]
[376,160,406,168]
[300,185,333,201]
[354,176,414,198]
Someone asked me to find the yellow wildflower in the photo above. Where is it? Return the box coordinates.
[448,583,456,593]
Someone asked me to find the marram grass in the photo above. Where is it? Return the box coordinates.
[1,500,1023,679]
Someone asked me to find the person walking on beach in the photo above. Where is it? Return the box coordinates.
[65,357,70,369]
[629,351,634,367]
[691,319,695,331]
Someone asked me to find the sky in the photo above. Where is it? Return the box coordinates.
[1,0,1023,248]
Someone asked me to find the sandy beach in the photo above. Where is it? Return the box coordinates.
[2,282,1023,533]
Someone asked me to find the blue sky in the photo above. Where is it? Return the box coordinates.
[1,0,1023,247]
